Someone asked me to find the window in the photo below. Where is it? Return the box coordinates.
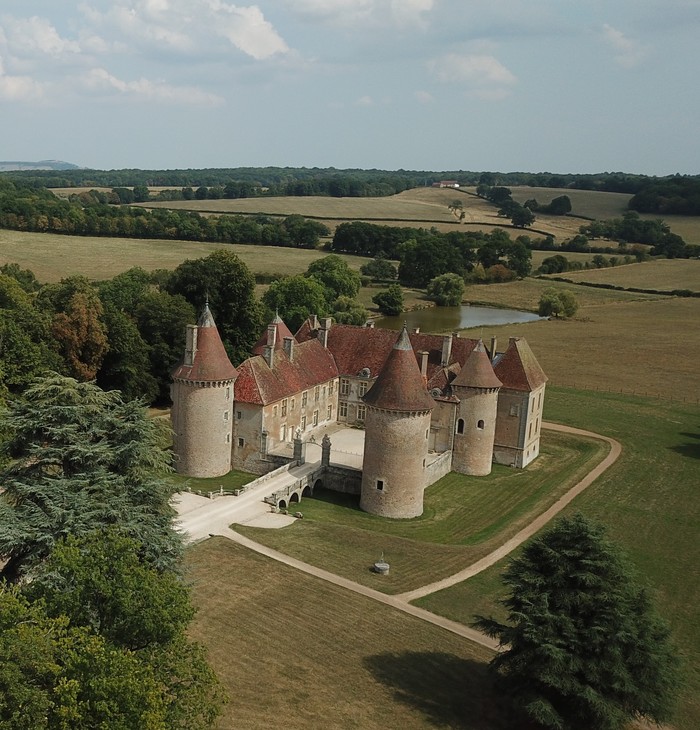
[357,405,366,421]
[327,405,332,420]
[223,410,229,421]
[312,410,319,426]
[477,419,484,430]
[376,480,384,491]
[322,386,327,399]
[225,386,231,401]
[237,411,242,420]
[425,429,429,439]
[281,399,288,417]
[529,422,533,439]
[314,386,320,402]
[359,380,368,397]
[423,458,426,467]
[329,380,334,396]
[340,378,349,396]
[291,397,295,411]
[280,424,287,441]
[301,415,306,430]
[339,401,348,418]
[301,390,308,407]
[509,404,520,417]
[456,418,465,435]
[238,437,244,447]
[273,405,278,417]
[226,433,231,443]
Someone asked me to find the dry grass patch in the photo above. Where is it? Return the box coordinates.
[0,229,370,283]
[187,537,505,730]
[507,186,633,219]
[544,259,700,292]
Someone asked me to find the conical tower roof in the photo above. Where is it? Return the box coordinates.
[452,340,502,389]
[172,303,238,382]
[362,326,434,412]
[252,314,296,356]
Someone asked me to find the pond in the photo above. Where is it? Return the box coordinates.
[374,305,543,333]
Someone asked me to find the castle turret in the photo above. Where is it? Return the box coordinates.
[360,326,434,518]
[450,340,502,476]
[170,304,238,477]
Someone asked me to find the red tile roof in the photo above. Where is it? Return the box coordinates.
[452,341,502,389]
[171,305,238,383]
[494,337,548,392]
[362,327,434,412]
[252,315,296,356]
[296,319,479,387]
[235,339,338,405]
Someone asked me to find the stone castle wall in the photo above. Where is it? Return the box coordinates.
[452,387,499,476]
[360,406,431,518]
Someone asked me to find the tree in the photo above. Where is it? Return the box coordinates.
[360,256,398,281]
[262,275,330,332]
[0,374,181,581]
[546,195,572,215]
[539,255,569,274]
[538,288,578,318]
[372,284,404,316]
[426,273,465,306]
[331,295,370,325]
[305,254,361,300]
[165,250,263,363]
[505,240,532,278]
[474,514,679,730]
[510,204,536,228]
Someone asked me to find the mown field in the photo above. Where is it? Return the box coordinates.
[416,388,700,730]
[235,430,607,594]
[186,538,507,730]
[541,258,700,292]
[0,229,372,283]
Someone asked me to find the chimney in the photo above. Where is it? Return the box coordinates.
[318,318,332,348]
[365,320,375,328]
[267,323,277,348]
[184,325,197,366]
[419,350,429,379]
[413,327,420,334]
[489,336,498,363]
[283,336,294,361]
[264,346,274,368]
[441,335,452,367]
[310,314,319,330]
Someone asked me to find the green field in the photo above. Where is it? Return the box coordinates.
[235,429,608,594]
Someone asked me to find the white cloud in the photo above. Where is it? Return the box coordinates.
[414,89,434,103]
[390,0,435,27]
[601,23,645,68]
[356,94,373,106]
[1,15,81,59]
[82,67,224,105]
[430,53,516,86]
[0,54,46,101]
[288,0,435,27]
[80,0,289,59]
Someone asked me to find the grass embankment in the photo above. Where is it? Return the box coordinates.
[187,538,507,730]
[415,388,700,730]
[169,469,255,495]
[235,429,607,594]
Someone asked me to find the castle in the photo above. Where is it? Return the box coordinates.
[171,307,547,518]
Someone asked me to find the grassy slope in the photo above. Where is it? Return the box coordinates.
[415,388,700,730]
[187,537,507,730]
[235,430,608,594]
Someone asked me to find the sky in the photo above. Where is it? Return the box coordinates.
[1,0,698,175]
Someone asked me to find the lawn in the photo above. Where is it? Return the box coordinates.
[235,429,608,594]
[186,537,507,730]
[169,469,256,495]
[415,387,700,730]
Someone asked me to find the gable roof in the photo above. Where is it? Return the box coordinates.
[235,339,338,405]
[252,314,296,356]
[295,319,479,386]
[362,327,434,412]
[452,340,502,389]
[171,304,238,383]
[493,337,547,392]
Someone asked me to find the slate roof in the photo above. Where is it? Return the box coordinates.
[493,337,548,392]
[171,304,238,383]
[235,339,338,405]
[452,340,502,390]
[295,320,479,386]
[362,327,434,412]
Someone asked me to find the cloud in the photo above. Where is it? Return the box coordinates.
[428,52,516,100]
[601,23,645,68]
[79,0,289,60]
[414,89,434,103]
[288,0,435,27]
[1,15,81,59]
[0,54,46,101]
[82,67,224,105]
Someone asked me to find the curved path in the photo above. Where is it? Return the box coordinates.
[208,421,621,649]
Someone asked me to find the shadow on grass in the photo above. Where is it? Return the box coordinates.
[669,431,700,460]
[363,651,513,729]
[310,487,363,511]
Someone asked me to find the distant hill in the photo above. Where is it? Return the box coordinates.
[0,160,80,171]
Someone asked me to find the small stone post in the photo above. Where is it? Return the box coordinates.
[293,434,305,464]
[321,434,331,466]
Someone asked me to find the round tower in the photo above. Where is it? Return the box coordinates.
[450,340,501,476]
[170,304,238,477]
[360,326,434,519]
